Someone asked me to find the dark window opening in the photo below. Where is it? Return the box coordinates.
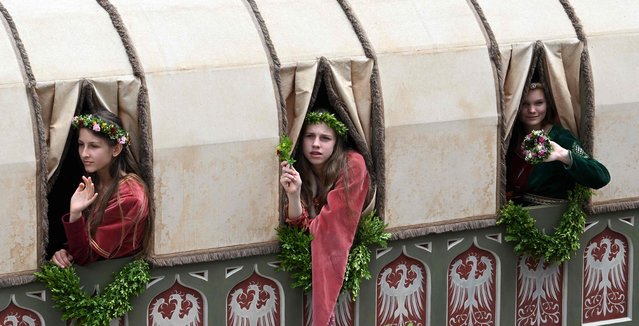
[45,87,98,259]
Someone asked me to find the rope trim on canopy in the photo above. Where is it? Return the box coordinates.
[96,0,157,261]
[589,198,639,215]
[147,242,281,267]
[336,0,386,216]
[308,58,376,193]
[557,0,635,213]
[242,0,293,245]
[96,0,154,198]
[389,217,496,241]
[558,0,594,154]
[244,0,287,134]
[468,0,506,210]
[0,273,36,289]
[0,2,48,287]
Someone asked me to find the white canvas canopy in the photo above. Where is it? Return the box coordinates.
[0,0,637,284]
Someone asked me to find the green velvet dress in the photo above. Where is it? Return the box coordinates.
[507,124,610,202]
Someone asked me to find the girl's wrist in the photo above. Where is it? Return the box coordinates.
[560,148,572,165]
[69,211,81,222]
[287,192,301,202]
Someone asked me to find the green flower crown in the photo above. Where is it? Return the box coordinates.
[305,111,348,137]
[72,114,130,146]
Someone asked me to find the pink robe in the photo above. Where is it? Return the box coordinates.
[62,174,149,265]
[287,151,370,325]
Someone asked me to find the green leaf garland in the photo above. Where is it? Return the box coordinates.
[304,111,348,137]
[277,211,390,298]
[497,185,591,263]
[34,259,150,326]
[276,224,314,293]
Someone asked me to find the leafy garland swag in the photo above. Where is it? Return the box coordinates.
[277,211,390,298]
[34,259,150,326]
[497,184,591,263]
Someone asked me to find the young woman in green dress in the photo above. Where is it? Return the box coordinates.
[506,82,610,204]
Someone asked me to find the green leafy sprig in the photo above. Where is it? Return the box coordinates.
[342,211,391,297]
[276,224,313,293]
[497,185,591,263]
[276,135,296,165]
[277,211,390,298]
[34,259,150,326]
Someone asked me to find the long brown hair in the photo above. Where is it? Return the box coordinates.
[81,110,150,254]
[294,110,349,218]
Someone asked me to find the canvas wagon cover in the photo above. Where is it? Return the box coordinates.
[0,0,637,282]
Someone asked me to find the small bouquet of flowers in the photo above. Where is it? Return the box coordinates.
[276,135,296,165]
[521,130,553,164]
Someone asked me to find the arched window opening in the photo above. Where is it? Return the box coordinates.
[279,57,382,217]
[41,78,150,261]
[502,40,609,205]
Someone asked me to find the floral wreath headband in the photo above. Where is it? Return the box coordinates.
[304,111,348,137]
[72,114,131,146]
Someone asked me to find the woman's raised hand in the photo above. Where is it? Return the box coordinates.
[69,176,98,222]
[280,161,302,196]
[544,141,572,166]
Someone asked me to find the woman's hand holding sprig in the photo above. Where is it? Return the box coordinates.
[280,161,301,196]
[69,176,98,223]
[280,161,303,219]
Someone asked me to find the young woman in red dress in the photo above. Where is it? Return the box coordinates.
[280,109,370,326]
[51,110,150,268]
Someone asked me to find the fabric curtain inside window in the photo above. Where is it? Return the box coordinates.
[501,39,584,140]
[37,77,141,185]
[279,56,377,211]
[280,57,373,158]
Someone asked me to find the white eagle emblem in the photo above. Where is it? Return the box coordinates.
[378,263,424,325]
[3,313,37,326]
[229,283,278,326]
[149,291,201,326]
[516,256,561,325]
[583,237,627,319]
[449,255,494,326]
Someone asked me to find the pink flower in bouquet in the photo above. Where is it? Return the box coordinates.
[521,130,553,164]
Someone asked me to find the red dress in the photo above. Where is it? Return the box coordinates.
[62,174,149,265]
[287,151,370,326]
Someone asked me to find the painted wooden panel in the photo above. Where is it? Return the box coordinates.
[447,245,496,326]
[582,228,629,323]
[376,252,427,326]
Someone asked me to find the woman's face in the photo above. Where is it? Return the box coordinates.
[518,88,547,131]
[302,123,337,171]
[78,128,119,176]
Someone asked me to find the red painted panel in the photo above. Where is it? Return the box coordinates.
[583,228,629,323]
[148,280,204,325]
[227,272,280,326]
[516,255,563,326]
[447,245,496,326]
[0,301,42,326]
[376,253,427,326]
